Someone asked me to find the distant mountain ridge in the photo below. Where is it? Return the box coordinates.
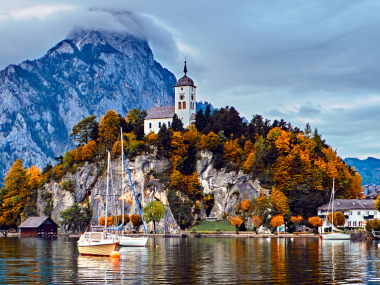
[0,28,176,179]
[344,157,380,185]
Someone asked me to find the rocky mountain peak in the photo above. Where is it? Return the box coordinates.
[0,27,176,179]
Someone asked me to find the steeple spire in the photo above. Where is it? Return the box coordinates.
[184,58,187,75]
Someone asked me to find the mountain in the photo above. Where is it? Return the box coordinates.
[0,28,176,179]
[344,157,380,185]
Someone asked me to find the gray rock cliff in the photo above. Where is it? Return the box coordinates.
[0,28,176,179]
[38,151,263,231]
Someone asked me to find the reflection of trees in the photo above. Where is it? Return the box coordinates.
[270,238,285,283]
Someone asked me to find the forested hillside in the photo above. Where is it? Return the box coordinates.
[0,106,362,230]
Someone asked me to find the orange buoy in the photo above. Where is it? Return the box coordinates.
[110,251,121,258]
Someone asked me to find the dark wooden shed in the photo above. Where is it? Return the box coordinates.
[19,216,59,237]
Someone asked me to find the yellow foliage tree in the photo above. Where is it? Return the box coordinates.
[251,215,262,228]
[146,131,158,145]
[98,110,120,150]
[81,140,98,161]
[270,187,289,216]
[224,138,244,164]
[99,216,114,226]
[327,212,345,227]
[197,132,220,151]
[243,140,255,157]
[240,199,251,211]
[0,159,30,227]
[111,139,127,156]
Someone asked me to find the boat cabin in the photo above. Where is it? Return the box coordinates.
[19,216,59,237]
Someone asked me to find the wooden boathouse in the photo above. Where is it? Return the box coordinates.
[19,216,59,237]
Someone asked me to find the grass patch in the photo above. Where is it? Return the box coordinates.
[188,219,237,232]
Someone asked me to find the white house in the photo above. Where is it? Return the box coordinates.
[144,61,197,134]
[317,199,380,232]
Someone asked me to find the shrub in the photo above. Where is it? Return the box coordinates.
[61,179,74,193]
[191,228,197,234]
[365,219,380,232]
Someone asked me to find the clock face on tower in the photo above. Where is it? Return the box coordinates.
[179,94,185,100]
[191,94,194,100]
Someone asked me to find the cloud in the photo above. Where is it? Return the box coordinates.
[9,4,75,19]
[1,0,380,160]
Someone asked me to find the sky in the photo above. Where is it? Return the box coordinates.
[1,0,380,159]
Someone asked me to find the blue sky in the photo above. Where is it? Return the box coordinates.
[1,0,380,159]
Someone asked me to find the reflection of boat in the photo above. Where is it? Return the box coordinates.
[322,179,350,240]
[77,151,119,256]
[118,128,148,247]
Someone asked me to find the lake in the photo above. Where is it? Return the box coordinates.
[1,236,380,284]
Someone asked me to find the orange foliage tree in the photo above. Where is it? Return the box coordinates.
[146,131,158,145]
[130,215,143,231]
[197,132,220,151]
[240,199,251,211]
[251,215,262,230]
[229,216,243,233]
[81,140,98,161]
[327,212,345,227]
[224,138,244,164]
[99,216,113,226]
[290,215,303,226]
[0,160,38,227]
[98,110,120,150]
[308,216,323,232]
[271,215,284,236]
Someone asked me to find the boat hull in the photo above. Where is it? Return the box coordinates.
[322,233,351,240]
[119,236,148,247]
[78,242,117,256]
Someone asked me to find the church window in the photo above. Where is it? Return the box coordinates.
[159,122,161,128]
[149,123,152,128]
[178,102,182,109]
[181,87,183,91]
[183,102,186,109]
[180,94,185,100]
[168,121,171,127]
[191,94,194,100]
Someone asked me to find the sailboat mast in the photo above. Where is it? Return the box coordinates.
[105,151,111,232]
[121,128,125,227]
[332,178,335,231]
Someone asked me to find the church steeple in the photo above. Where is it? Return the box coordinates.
[184,59,187,75]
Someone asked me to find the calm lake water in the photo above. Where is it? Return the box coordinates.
[1,236,380,284]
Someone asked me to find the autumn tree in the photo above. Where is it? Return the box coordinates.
[143,201,166,233]
[130,215,143,232]
[81,140,98,161]
[0,159,30,227]
[99,216,114,226]
[99,110,120,150]
[229,216,243,234]
[70,115,98,145]
[308,216,323,233]
[115,215,130,225]
[251,215,262,232]
[290,215,303,226]
[271,215,284,236]
[241,199,251,211]
[270,187,289,216]
[327,212,345,227]
[127,108,147,125]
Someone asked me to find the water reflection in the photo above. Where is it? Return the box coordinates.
[2,237,380,284]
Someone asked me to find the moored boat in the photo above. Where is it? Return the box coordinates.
[119,236,148,247]
[77,232,118,256]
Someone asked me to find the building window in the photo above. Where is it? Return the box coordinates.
[159,122,161,128]
[349,211,352,215]
[359,221,362,227]
[149,123,152,128]
[348,221,351,227]
[191,94,194,100]
[168,121,171,127]
[366,211,369,215]
[181,87,183,90]
[375,212,377,216]
[178,102,182,109]
[353,221,357,226]
[183,102,186,109]
[358,211,361,215]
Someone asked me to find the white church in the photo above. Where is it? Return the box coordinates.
[144,61,197,134]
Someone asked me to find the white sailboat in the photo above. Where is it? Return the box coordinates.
[322,178,351,240]
[118,128,148,247]
[77,151,119,256]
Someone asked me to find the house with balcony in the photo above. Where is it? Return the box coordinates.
[317,199,379,232]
